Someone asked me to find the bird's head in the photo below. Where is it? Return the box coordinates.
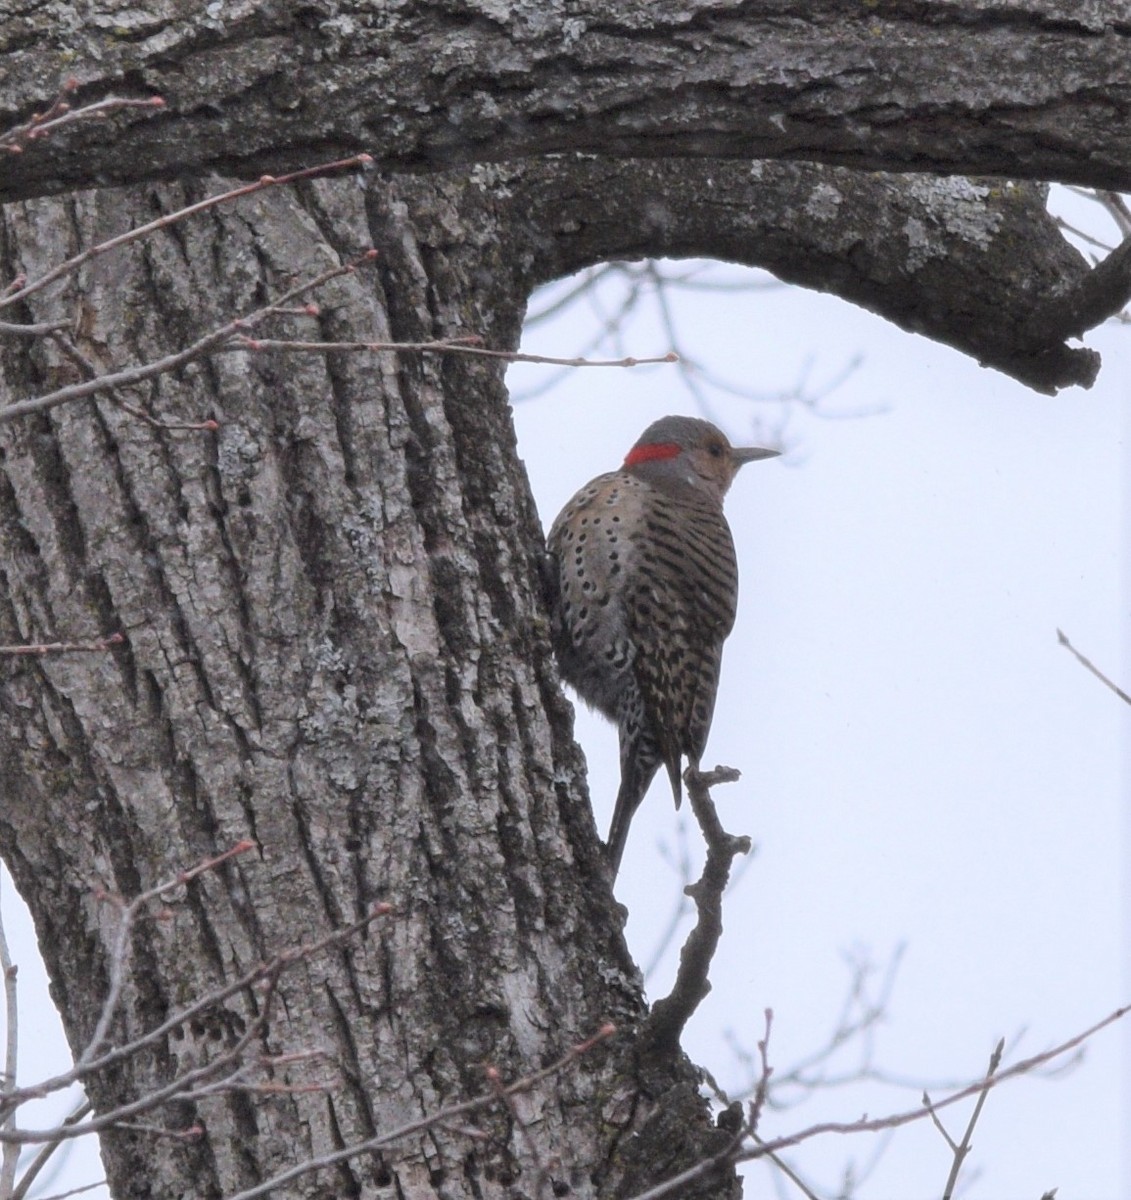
[622,415,778,504]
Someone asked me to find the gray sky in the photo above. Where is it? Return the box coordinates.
[511,192,1128,1198]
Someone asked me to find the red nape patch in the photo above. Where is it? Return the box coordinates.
[624,442,681,467]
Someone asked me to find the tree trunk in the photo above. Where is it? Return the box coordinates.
[1,3,1128,1197]
[0,172,737,1198]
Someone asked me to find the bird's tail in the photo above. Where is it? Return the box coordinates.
[606,745,663,877]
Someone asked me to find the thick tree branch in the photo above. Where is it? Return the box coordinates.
[2,2,1131,205]
[499,158,1103,393]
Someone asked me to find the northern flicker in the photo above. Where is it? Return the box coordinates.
[547,415,777,874]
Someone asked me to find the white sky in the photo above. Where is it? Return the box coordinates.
[2,187,1128,1200]
[510,189,1129,1199]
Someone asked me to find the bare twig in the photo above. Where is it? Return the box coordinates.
[750,1136,824,1200]
[0,81,164,157]
[0,254,375,424]
[1097,191,1131,237]
[47,330,219,433]
[237,337,678,370]
[0,633,123,657]
[725,945,913,1110]
[0,883,19,1199]
[6,968,287,1144]
[103,1120,202,1141]
[0,844,393,1131]
[1061,187,1131,242]
[9,1101,92,1200]
[0,155,373,312]
[637,766,751,1057]
[928,1037,1004,1200]
[626,1005,1128,1200]
[75,843,258,1076]
[1057,629,1131,707]
[21,1178,106,1200]
[747,1009,774,1135]
[5,250,662,428]
[0,320,71,337]
[513,259,862,426]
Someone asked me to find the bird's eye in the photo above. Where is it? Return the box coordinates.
[708,442,724,458]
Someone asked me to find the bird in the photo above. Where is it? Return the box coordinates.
[546,415,778,874]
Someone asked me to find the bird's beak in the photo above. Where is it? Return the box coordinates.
[732,446,780,467]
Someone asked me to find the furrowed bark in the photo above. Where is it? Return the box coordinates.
[2,2,1131,205]
[0,173,733,1199]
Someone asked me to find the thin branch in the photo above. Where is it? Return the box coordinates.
[0,320,71,337]
[523,264,621,326]
[484,1064,552,1200]
[0,897,392,1125]
[748,1006,1128,1161]
[1061,187,1131,241]
[934,1038,1005,1200]
[625,1004,1129,1200]
[0,81,163,157]
[1057,629,1131,707]
[22,1179,106,1200]
[0,882,19,1199]
[0,254,375,424]
[730,945,909,1111]
[5,970,285,1145]
[0,155,373,312]
[750,1136,823,1200]
[74,842,258,1076]
[637,766,752,1058]
[236,337,678,370]
[9,1101,92,1200]
[1098,191,1131,237]
[0,633,123,657]
[747,1009,774,1136]
[47,330,219,433]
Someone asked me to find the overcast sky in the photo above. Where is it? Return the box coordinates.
[511,190,1128,1198]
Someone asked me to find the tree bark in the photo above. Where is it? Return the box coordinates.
[0,173,737,1198]
[4,3,1123,392]
[505,157,1097,392]
[3,1,1131,203]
